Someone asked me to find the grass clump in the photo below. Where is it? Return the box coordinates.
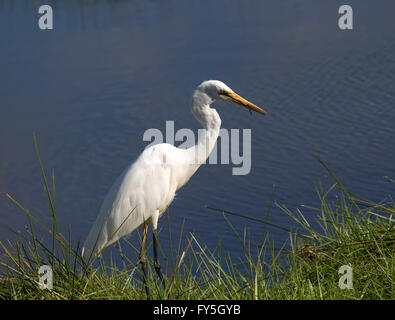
[0,138,393,299]
[275,189,394,300]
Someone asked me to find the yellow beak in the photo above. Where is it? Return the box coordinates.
[227,91,266,115]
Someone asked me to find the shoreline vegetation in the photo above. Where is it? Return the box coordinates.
[0,138,393,300]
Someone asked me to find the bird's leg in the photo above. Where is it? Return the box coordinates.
[139,223,150,299]
[152,228,165,287]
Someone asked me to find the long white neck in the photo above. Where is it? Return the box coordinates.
[189,90,221,165]
[175,91,221,190]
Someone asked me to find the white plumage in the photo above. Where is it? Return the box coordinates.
[82,80,265,274]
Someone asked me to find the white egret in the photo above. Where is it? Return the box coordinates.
[81,80,265,296]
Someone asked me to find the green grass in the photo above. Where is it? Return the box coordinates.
[0,138,393,300]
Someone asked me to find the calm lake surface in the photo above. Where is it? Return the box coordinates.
[1,0,394,265]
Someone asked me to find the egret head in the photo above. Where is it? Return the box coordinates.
[195,80,266,115]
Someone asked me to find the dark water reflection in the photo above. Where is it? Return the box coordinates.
[1,0,394,265]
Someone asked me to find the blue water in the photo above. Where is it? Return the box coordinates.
[0,0,394,266]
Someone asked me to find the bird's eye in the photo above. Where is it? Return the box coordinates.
[219,90,230,97]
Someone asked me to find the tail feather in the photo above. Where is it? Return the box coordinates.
[81,219,108,264]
